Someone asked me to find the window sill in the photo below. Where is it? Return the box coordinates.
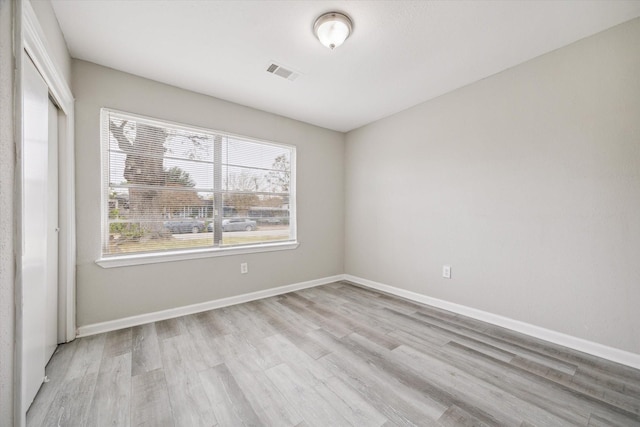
[95,241,299,268]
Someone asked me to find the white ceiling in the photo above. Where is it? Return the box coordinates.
[51,1,640,132]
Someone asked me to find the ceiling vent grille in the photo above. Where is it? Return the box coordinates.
[266,61,300,81]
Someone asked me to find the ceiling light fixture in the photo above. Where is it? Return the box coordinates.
[314,12,353,50]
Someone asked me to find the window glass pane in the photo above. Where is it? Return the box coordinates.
[102,109,295,258]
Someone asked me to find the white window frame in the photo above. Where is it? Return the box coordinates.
[96,109,298,268]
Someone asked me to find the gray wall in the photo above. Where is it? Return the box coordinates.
[73,60,345,327]
[345,18,640,354]
[1,1,16,424]
[29,0,71,87]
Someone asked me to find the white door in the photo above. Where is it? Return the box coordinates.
[21,54,55,409]
[45,99,59,362]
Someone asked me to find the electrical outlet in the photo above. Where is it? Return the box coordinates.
[442,265,451,279]
[240,262,248,274]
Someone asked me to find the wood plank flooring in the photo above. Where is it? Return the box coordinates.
[27,281,640,426]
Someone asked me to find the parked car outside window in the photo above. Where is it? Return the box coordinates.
[222,218,257,232]
[164,219,205,234]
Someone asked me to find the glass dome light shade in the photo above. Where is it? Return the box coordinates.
[314,12,353,50]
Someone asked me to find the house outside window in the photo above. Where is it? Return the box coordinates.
[100,109,296,263]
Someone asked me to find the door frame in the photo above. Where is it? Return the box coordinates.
[14,1,76,424]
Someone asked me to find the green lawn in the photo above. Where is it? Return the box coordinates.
[107,234,289,254]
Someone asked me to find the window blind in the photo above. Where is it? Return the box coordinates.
[101,109,295,257]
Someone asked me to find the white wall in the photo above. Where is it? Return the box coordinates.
[345,18,640,354]
[0,1,16,424]
[73,60,345,327]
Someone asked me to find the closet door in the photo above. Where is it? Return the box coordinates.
[45,98,59,362]
[22,54,49,408]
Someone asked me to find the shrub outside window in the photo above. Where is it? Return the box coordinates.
[100,109,296,260]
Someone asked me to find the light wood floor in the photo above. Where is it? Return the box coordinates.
[27,281,640,426]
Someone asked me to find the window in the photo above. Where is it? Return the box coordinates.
[99,109,296,264]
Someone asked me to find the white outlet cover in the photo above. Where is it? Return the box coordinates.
[443,265,451,279]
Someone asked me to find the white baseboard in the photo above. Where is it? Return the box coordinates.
[76,275,343,338]
[76,272,640,370]
[344,274,640,370]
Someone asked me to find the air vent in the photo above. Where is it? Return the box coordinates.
[266,61,301,81]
